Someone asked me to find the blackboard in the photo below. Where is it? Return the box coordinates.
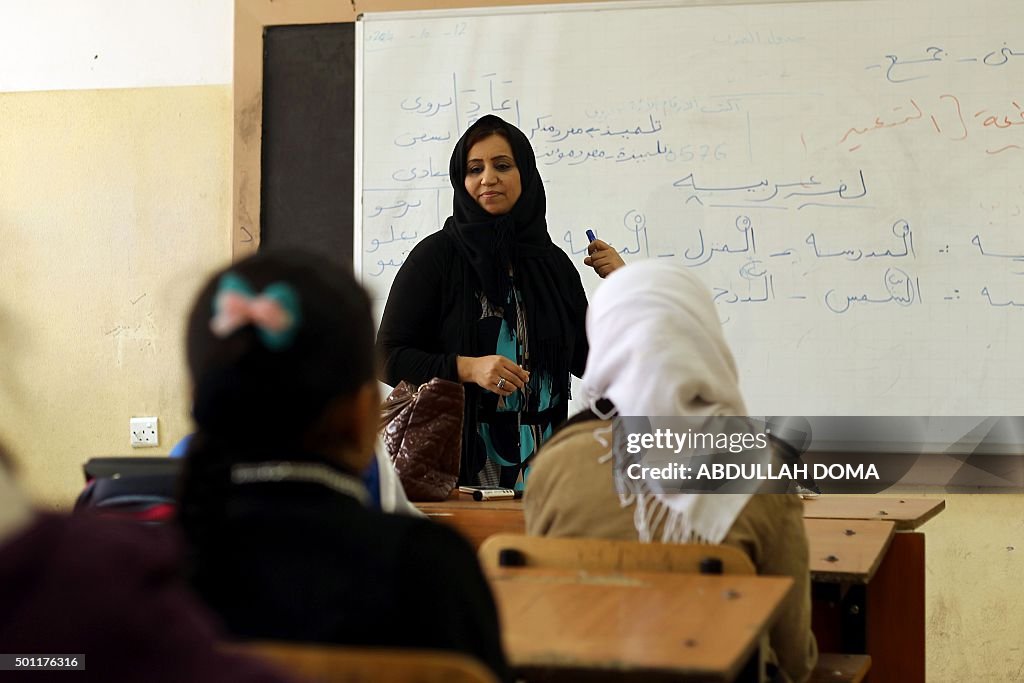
[260,23,355,266]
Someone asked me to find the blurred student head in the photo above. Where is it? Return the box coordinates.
[178,249,380,539]
[0,439,13,473]
[184,248,378,467]
[0,438,33,546]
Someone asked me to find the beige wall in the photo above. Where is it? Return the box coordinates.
[924,493,1024,681]
[0,85,232,507]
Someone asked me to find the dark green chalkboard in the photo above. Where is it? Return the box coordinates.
[260,23,355,266]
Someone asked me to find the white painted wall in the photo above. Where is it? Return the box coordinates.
[0,0,232,92]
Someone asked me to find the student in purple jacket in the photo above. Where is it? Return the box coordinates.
[0,443,293,683]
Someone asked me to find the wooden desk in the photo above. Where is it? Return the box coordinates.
[417,493,525,549]
[805,518,895,584]
[419,498,903,581]
[803,499,944,683]
[418,492,524,511]
[421,495,941,683]
[803,496,945,530]
[488,567,793,682]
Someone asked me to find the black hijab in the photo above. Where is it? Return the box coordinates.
[442,115,583,405]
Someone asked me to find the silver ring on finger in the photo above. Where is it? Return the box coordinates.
[496,377,507,390]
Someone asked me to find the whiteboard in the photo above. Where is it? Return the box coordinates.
[357,0,1024,416]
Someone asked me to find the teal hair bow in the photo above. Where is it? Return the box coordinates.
[209,272,302,351]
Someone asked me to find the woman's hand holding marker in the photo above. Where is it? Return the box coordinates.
[583,228,627,279]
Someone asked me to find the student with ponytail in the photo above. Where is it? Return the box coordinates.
[177,249,509,682]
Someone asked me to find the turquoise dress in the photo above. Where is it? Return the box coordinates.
[475,289,559,490]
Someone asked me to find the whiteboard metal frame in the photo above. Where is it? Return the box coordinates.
[359,0,856,22]
[354,17,366,282]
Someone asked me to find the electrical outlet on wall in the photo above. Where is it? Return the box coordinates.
[130,417,159,448]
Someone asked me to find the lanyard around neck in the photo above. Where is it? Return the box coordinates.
[230,461,370,507]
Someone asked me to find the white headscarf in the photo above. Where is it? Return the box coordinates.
[581,260,756,544]
[583,260,746,417]
[373,435,424,517]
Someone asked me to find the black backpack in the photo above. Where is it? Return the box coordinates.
[75,457,182,523]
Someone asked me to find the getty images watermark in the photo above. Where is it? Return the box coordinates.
[624,427,879,481]
[612,416,1024,494]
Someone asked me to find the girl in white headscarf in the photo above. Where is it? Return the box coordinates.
[524,260,817,683]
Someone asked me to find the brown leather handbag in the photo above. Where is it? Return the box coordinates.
[380,378,465,502]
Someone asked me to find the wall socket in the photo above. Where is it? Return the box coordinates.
[130,417,159,448]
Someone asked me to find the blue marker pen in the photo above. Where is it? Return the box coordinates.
[586,229,597,242]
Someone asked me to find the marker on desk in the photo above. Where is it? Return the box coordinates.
[586,229,598,243]
[472,488,523,501]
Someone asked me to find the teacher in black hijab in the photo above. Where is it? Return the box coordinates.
[377,114,623,488]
